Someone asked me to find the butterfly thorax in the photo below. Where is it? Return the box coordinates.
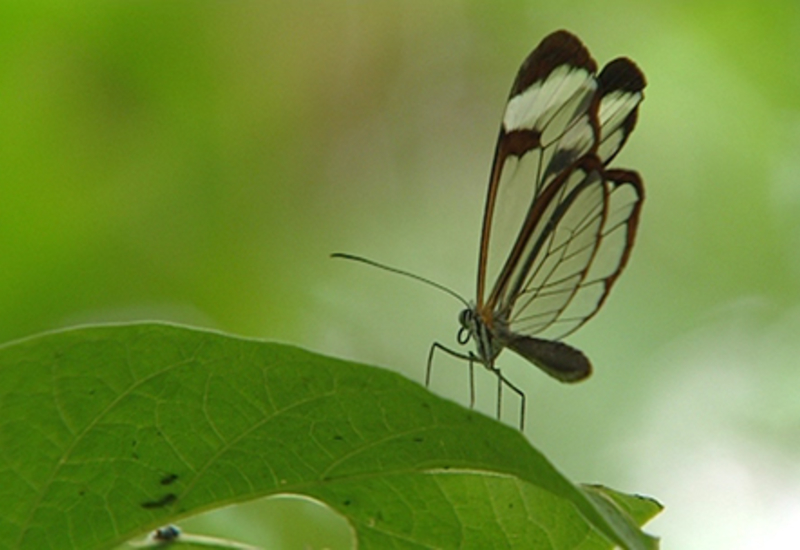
[458,308,504,366]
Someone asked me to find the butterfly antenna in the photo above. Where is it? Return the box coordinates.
[331,253,471,309]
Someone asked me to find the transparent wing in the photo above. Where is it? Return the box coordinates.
[596,58,646,164]
[497,160,643,340]
[477,30,601,304]
[478,33,646,341]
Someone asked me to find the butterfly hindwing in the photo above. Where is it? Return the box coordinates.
[503,161,644,341]
[596,58,647,164]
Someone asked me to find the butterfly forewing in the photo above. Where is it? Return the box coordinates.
[478,31,603,307]
[476,31,646,381]
[491,157,605,319]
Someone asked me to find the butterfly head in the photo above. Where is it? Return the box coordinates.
[458,307,505,366]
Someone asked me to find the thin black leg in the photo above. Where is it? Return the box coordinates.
[427,342,526,431]
[489,364,526,431]
[468,356,475,408]
[427,342,473,386]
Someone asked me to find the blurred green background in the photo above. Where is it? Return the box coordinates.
[3,2,800,548]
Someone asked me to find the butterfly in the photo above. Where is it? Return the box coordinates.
[334,30,646,429]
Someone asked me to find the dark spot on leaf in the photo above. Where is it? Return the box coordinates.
[333,435,343,441]
[160,473,178,485]
[343,500,351,506]
[153,525,181,541]
[141,493,177,509]
[413,437,423,443]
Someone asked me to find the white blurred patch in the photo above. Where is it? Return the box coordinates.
[623,299,800,549]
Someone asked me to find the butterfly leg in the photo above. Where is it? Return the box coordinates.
[468,355,476,408]
[427,342,475,403]
[427,343,526,430]
[495,366,502,420]
[486,363,527,431]
[425,343,437,387]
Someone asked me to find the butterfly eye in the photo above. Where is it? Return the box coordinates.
[457,310,476,345]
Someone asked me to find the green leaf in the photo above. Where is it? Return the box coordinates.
[0,322,660,549]
[582,485,664,528]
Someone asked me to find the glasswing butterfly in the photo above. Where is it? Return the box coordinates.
[334,30,646,429]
